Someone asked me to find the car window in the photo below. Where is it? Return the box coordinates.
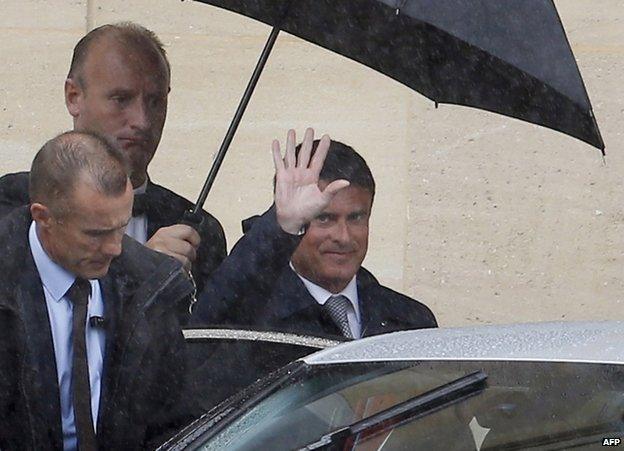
[192,360,624,450]
[183,329,338,410]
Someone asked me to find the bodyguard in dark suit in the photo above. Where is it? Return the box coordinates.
[0,22,226,291]
[247,140,437,338]
[0,172,224,292]
[0,131,196,450]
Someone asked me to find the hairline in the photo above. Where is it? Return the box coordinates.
[68,24,171,90]
[319,177,375,205]
[29,131,130,218]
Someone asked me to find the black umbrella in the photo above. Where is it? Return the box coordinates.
[188,0,604,215]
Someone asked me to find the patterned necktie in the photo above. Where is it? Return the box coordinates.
[66,278,98,451]
[324,295,354,339]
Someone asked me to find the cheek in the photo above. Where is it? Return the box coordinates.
[75,235,100,254]
[82,108,118,135]
[358,232,369,253]
[150,108,167,129]
[307,234,332,256]
[353,224,369,247]
[101,111,126,132]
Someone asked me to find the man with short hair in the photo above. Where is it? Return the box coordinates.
[236,140,438,338]
[0,127,349,450]
[0,130,196,450]
[0,22,225,291]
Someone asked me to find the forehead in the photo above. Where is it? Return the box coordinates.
[65,177,132,227]
[82,36,169,89]
[320,184,373,213]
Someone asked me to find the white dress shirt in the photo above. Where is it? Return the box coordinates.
[29,222,106,451]
[291,262,362,338]
[125,181,148,243]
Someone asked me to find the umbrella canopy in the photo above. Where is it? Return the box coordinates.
[196,0,604,151]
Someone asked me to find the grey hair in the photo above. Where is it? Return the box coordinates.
[29,131,129,217]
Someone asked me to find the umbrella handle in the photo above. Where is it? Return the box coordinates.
[180,209,204,231]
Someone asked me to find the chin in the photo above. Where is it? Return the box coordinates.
[320,269,357,288]
[82,264,111,280]
[323,265,357,281]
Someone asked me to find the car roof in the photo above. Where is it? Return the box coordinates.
[303,321,624,365]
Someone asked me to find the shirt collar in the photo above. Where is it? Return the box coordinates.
[29,221,77,302]
[290,262,359,313]
[134,180,148,195]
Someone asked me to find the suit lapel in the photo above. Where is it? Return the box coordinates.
[96,254,150,436]
[270,268,345,339]
[16,242,64,450]
[359,283,388,338]
[97,248,189,437]
[144,181,179,238]
[96,272,123,434]
[358,269,417,337]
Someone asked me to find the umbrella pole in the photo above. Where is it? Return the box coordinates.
[191,25,281,215]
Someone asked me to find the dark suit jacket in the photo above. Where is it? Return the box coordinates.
[253,266,438,339]
[0,171,226,292]
[192,206,303,325]
[0,207,197,450]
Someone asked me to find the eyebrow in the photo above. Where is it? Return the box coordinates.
[107,88,134,96]
[85,218,131,234]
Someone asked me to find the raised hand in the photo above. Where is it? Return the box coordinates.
[272,127,349,234]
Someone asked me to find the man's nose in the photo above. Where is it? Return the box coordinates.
[331,220,351,243]
[101,234,123,258]
[128,99,149,130]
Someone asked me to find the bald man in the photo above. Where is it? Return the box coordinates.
[0,22,225,291]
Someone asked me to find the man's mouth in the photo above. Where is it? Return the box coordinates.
[323,250,354,259]
[118,137,148,148]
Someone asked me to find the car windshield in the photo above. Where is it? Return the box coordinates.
[194,359,624,450]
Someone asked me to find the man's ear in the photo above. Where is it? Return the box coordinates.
[65,78,83,118]
[30,202,53,228]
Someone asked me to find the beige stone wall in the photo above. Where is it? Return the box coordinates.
[1,0,622,326]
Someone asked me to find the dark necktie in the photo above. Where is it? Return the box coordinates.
[132,193,149,217]
[66,278,98,451]
[324,295,354,339]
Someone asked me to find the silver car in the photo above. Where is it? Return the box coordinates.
[164,321,624,450]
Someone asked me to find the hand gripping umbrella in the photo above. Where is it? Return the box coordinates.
[186,0,604,218]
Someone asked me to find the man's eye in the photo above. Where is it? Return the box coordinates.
[111,95,129,105]
[316,215,331,224]
[349,211,370,223]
